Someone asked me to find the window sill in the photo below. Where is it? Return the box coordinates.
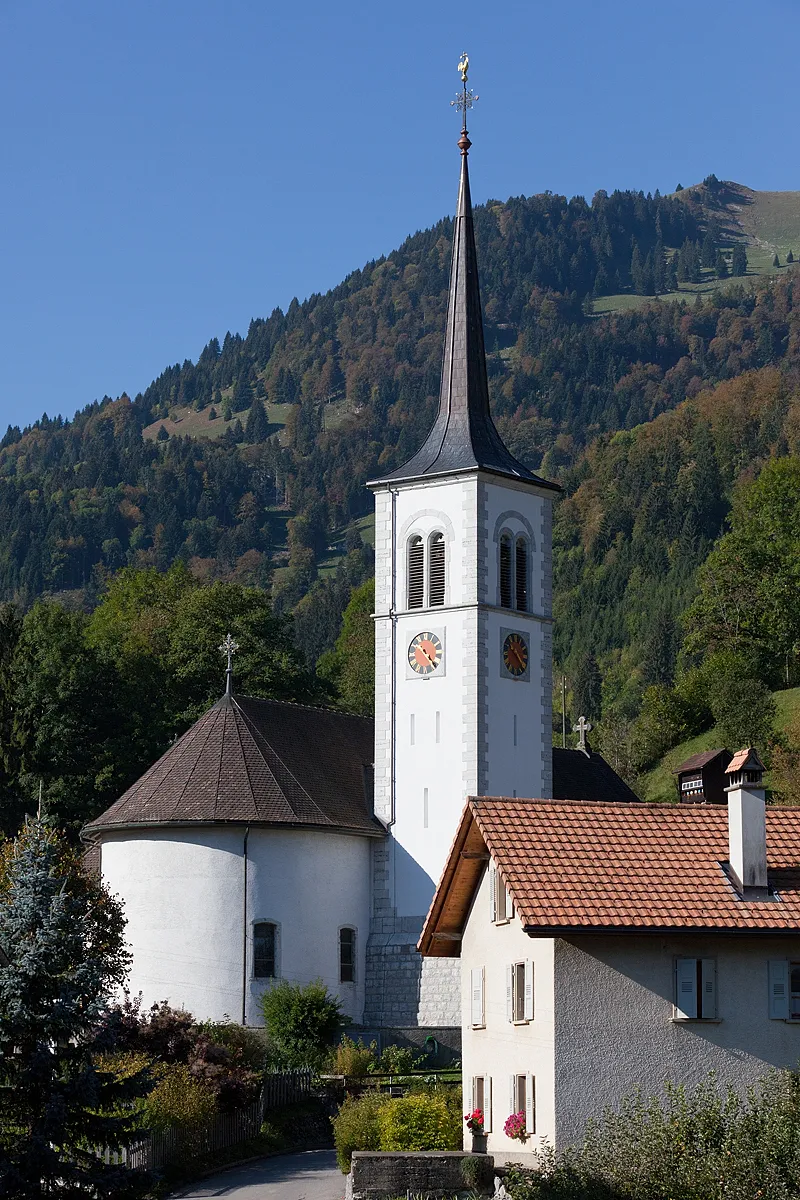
[494,918,511,926]
[471,1024,486,1030]
[512,1019,531,1026]
[671,1017,722,1024]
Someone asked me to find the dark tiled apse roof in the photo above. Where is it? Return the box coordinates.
[84,694,382,838]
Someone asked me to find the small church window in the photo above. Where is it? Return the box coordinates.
[253,922,277,979]
[339,927,356,983]
[428,532,446,606]
[407,536,424,609]
[515,538,528,612]
[499,535,513,608]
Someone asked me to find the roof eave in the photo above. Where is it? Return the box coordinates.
[522,922,800,937]
[367,465,561,492]
[81,817,387,841]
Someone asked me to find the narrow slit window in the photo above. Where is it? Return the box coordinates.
[339,927,355,983]
[499,535,512,608]
[515,538,528,612]
[410,714,415,745]
[253,922,276,979]
[407,536,424,608]
[423,787,429,829]
[435,711,441,743]
[429,532,446,606]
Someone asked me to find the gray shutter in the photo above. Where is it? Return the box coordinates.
[506,887,514,919]
[675,958,697,1019]
[484,1076,492,1133]
[769,959,789,1020]
[489,862,497,922]
[509,1074,517,1117]
[525,1073,535,1135]
[701,959,716,1019]
[506,964,514,1022]
[471,967,485,1027]
[524,960,534,1021]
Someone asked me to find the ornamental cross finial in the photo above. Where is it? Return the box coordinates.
[451,51,478,124]
[218,632,240,695]
[573,715,593,755]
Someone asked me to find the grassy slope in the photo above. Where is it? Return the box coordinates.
[640,687,800,804]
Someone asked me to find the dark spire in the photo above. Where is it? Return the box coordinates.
[370,64,558,492]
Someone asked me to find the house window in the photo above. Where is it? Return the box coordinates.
[769,960,800,1020]
[507,961,534,1023]
[407,536,424,608]
[674,957,716,1019]
[489,861,515,923]
[253,921,277,979]
[428,532,446,606]
[470,967,485,1028]
[339,927,356,984]
[510,1074,536,1135]
[471,1075,492,1132]
[499,535,513,608]
[515,538,528,612]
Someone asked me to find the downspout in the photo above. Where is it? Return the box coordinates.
[389,487,398,828]
[241,825,250,1025]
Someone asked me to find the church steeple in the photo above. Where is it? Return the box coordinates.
[374,61,558,490]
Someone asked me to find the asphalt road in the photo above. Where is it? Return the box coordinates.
[171,1149,345,1200]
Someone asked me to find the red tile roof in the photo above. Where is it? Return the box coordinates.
[419,798,800,954]
[727,748,764,775]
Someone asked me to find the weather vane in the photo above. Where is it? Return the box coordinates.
[451,52,479,122]
[219,632,240,695]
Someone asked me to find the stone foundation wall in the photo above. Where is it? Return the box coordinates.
[364,916,460,1026]
[348,1152,494,1200]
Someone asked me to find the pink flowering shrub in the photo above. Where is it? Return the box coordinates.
[504,1110,527,1141]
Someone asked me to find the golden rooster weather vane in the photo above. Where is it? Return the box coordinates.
[451,51,478,123]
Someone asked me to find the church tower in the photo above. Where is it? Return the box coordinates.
[364,63,560,1028]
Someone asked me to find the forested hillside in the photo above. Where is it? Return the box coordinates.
[1,179,800,812]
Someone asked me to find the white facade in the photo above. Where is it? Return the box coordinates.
[372,472,553,917]
[101,825,372,1025]
[461,859,800,1152]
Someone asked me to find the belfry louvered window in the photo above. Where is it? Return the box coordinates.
[429,533,446,606]
[499,535,513,608]
[407,536,424,608]
[515,538,528,612]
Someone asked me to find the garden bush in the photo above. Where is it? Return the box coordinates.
[373,1043,425,1075]
[503,1070,800,1200]
[332,1035,377,1077]
[377,1091,462,1153]
[143,1063,217,1131]
[332,1090,389,1171]
[260,979,343,1070]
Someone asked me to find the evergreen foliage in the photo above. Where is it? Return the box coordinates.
[0,821,151,1197]
[259,979,343,1071]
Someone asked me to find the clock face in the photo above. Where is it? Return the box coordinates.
[503,632,529,678]
[408,632,443,676]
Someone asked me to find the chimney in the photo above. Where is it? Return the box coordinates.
[725,748,767,892]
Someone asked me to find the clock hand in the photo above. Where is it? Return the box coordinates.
[420,645,436,665]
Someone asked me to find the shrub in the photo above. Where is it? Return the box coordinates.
[377,1092,462,1153]
[260,979,343,1070]
[197,1019,269,1072]
[143,1063,217,1131]
[332,1090,389,1171]
[332,1035,377,1077]
[373,1043,424,1075]
[187,1034,261,1111]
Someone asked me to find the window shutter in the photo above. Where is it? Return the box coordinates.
[506,964,514,1023]
[515,538,528,612]
[524,960,534,1021]
[483,1076,492,1132]
[496,875,507,922]
[407,537,424,608]
[701,959,716,1019]
[525,1074,536,1135]
[429,533,445,606]
[471,967,485,1027]
[506,888,514,919]
[675,958,697,1019]
[769,959,789,1019]
[489,862,497,922]
[499,537,512,608]
[509,1075,516,1118]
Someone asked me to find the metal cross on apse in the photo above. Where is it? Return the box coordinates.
[572,715,593,754]
[219,632,240,695]
[451,51,478,121]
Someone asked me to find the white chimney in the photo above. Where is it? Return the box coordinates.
[725,748,767,891]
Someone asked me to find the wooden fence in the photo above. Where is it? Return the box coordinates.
[98,1070,314,1172]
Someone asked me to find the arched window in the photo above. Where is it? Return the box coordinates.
[428,532,446,606]
[253,921,277,979]
[339,927,356,983]
[515,537,528,612]
[407,536,424,608]
[499,535,513,609]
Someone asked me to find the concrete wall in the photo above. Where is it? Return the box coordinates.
[460,862,556,1154]
[553,934,800,1149]
[101,824,373,1024]
[349,1152,494,1200]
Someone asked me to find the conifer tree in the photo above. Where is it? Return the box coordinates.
[773,253,781,268]
[788,250,795,264]
[245,398,269,444]
[701,230,716,269]
[571,652,602,721]
[0,821,150,1197]
[731,243,748,277]
[715,250,729,279]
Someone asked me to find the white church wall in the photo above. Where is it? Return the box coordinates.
[101,825,372,1025]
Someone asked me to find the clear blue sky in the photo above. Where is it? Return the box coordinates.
[1,0,797,428]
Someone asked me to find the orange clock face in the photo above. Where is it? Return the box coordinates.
[408,632,443,676]
[503,632,529,678]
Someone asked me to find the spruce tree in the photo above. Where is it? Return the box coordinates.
[715,250,729,279]
[245,398,269,444]
[731,243,748,277]
[571,652,602,721]
[788,250,795,264]
[773,252,781,268]
[0,821,150,1197]
[701,230,716,269]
